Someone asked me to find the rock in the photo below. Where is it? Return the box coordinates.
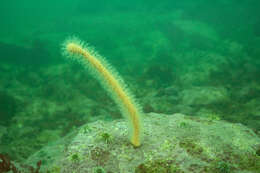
[25,113,260,173]
[180,86,228,106]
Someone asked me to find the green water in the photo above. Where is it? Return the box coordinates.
[0,0,260,170]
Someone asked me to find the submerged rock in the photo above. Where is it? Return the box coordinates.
[25,113,260,173]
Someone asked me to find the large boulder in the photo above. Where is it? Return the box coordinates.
[25,113,260,173]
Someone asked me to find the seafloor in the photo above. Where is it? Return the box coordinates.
[0,1,260,172]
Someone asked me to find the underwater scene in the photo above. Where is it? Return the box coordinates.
[0,0,260,172]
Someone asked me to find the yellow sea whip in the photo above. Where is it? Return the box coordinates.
[62,38,142,147]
